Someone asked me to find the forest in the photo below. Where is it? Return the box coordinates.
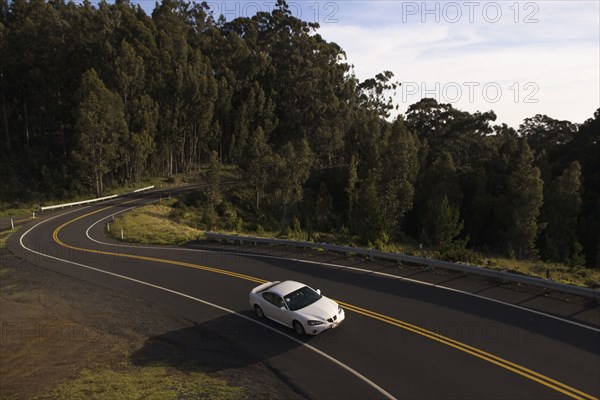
[1,0,598,267]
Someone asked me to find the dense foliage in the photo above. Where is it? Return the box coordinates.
[1,0,598,266]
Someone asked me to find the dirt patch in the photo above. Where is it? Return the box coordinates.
[0,249,304,399]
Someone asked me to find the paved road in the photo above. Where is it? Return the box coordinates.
[9,188,600,400]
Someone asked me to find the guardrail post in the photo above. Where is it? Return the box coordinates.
[10,218,14,230]
[121,229,123,240]
[107,222,110,231]
[32,212,35,219]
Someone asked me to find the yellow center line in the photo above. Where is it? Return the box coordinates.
[337,302,595,400]
[51,202,597,400]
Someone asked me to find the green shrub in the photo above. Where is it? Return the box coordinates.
[201,208,217,230]
[438,241,483,264]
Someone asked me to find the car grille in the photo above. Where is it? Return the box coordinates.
[327,315,338,323]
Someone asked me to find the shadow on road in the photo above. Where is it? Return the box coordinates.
[130,310,309,374]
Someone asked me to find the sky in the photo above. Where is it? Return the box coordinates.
[137,0,600,129]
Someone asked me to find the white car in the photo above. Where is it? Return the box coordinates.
[249,280,345,335]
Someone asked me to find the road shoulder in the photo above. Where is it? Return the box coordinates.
[0,248,304,399]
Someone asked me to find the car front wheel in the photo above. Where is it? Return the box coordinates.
[293,321,305,336]
[254,305,265,319]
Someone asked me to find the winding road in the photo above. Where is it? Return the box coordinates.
[9,187,600,399]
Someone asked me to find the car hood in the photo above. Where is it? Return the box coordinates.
[299,297,338,320]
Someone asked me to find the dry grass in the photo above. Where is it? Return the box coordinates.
[38,367,244,400]
[108,201,203,245]
[483,257,600,288]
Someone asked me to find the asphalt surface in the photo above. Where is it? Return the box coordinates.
[8,188,600,400]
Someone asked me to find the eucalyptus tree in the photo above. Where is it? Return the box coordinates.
[246,126,275,211]
[378,117,419,238]
[74,69,127,197]
[572,111,600,267]
[274,139,313,227]
[539,161,582,262]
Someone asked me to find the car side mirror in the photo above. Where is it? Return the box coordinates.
[316,289,321,295]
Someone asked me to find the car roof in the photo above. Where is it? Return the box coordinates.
[268,280,306,296]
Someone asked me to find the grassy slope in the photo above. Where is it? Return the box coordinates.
[40,367,243,400]
[107,200,204,245]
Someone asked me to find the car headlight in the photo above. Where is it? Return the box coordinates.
[307,320,325,326]
[338,306,343,314]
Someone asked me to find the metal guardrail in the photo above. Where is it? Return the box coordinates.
[133,185,155,193]
[40,194,118,211]
[204,232,600,299]
[40,185,154,211]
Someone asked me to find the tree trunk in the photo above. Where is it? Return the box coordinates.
[23,96,30,151]
[219,132,223,164]
[168,147,173,177]
[125,152,131,183]
[0,68,10,152]
[136,165,141,185]
[255,185,260,211]
[134,155,141,185]
[94,164,101,197]
[281,191,290,228]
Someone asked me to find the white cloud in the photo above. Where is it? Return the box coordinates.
[318,1,600,127]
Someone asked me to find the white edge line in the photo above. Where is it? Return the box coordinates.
[85,202,600,334]
[19,211,397,400]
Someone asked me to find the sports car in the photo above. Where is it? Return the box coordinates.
[249,280,345,335]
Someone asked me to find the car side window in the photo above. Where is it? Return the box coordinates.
[262,292,275,304]
[263,292,286,308]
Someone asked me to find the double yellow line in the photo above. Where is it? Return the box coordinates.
[338,302,596,400]
[51,201,597,400]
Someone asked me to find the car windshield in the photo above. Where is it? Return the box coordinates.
[284,286,322,311]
